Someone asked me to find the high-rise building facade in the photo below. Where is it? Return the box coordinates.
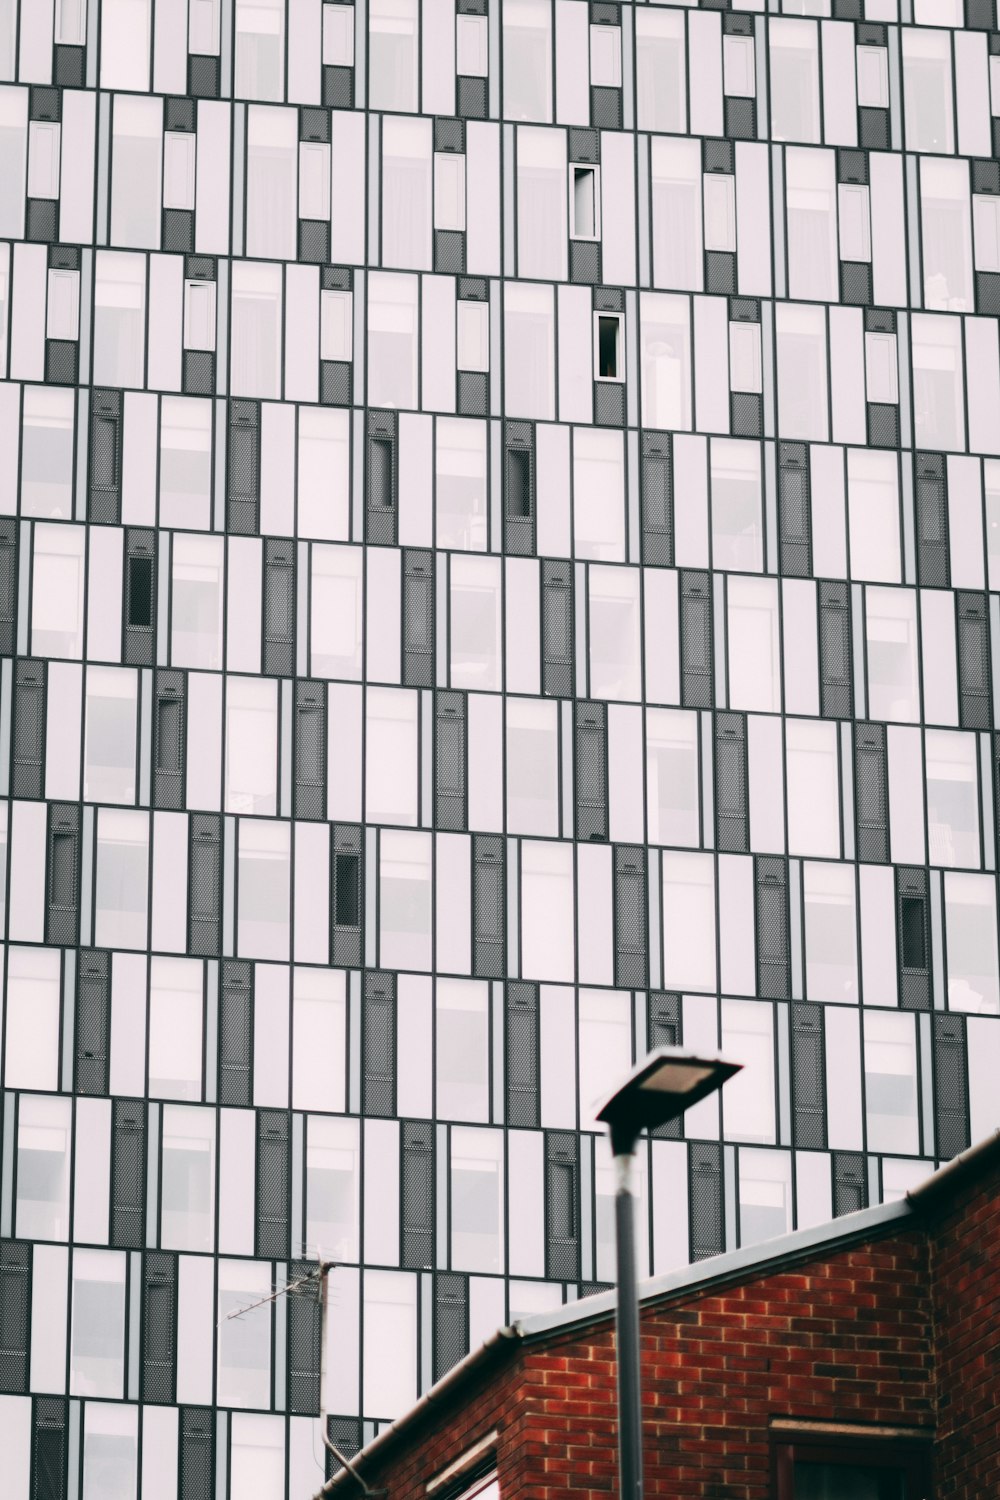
[1,0,1000,1495]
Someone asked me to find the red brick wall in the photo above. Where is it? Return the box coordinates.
[930,1158,1000,1499]
[358,1229,936,1500]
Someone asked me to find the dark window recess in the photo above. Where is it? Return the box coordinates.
[575,701,609,842]
[362,972,397,1117]
[46,804,81,948]
[188,815,222,958]
[294,681,327,821]
[956,591,992,730]
[287,1260,322,1416]
[503,422,536,556]
[933,1014,970,1162]
[124,530,156,666]
[614,845,648,989]
[366,411,399,545]
[541,560,574,698]
[256,1110,291,1260]
[715,711,749,853]
[791,1004,827,1150]
[32,1397,68,1500]
[402,550,434,687]
[433,1272,469,1383]
[641,431,673,567]
[545,1132,581,1282]
[818,582,853,719]
[89,389,123,524]
[228,399,261,535]
[219,960,254,1107]
[141,1252,177,1405]
[75,950,111,1097]
[332,824,363,969]
[153,671,186,810]
[0,1241,30,1394]
[689,1142,724,1261]
[773,1433,931,1500]
[263,540,295,676]
[647,993,683,1139]
[680,571,713,708]
[112,1099,146,1249]
[473,835,505,979]
[777,442,812,576]
[597,315,620,378]
[855,722,889,863]
[435,691,468,831]
[915,453,950,588]
[0,517,17,655]
[896,868,931,1011]
[179,1407,215,1500]
[402,1122,435,1270]
[755,857,790,1000]
[832,1151,867,1216]
[13,659,47,799]
[506,981,540,1128]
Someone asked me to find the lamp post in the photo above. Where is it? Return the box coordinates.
[595,1048,742,1500]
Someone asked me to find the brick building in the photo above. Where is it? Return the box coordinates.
[320,1131,1000,1500]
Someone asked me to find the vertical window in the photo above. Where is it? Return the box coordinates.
[640,292,692,432]
[217,1260,272,1409]
[311,544,363,677]
[379,830,432,971]
[99,0,151,89]
[148,958,204,1101]
[436,418,488,552]
[506,697,558,837]
[926,730,979,869]
[944,872,1000,1015]
[85,667,138,805]
[738,1149,791,1249]
[521,840,575,983]
[589,565,641,702]
[785,147,838,303]
[21,387,75,520]
[32,523,86,660]
[662,852,717,993]
[574,428,625,563]
[230,1416,285,1500]
[864,1011,919,1155]
[503,282,555,421]
[160,397,213,531]
[578,989,631,1124]
[911,314,964,454]
[93,252,147,389]
[5,947,61,1092]
[450,1128,504,1274]
[235,0,286,101]
[722,1000,776,1145]
[365,687,418,825]
[70,1250,126,1398]
[306,1115,360,1261]
[382,117,433,271]
[172,533,224,670]
[651,137,703,292]
[237,819,291,960]
[225,676,278,815]
[293,968,348,1113]
[369,0,419,112]
[363,1271,417,1417]
[865,587,920,724]
[81,1403,138,1500]
[769,19,820,143]
[786,719,840,858]
[646,709,699,848]
[0,86,27,240]
[16,1095,71,1241]
[161,1105,216,1252]
[775,302,828,442]
[710,438,763,573]
[727,576,781,713]
[635,9,685,133]
[246,106,297,259]
[367,273,419,409]
[436,980,490,1122]
[231,260,283,399]
[921,157,973,313]
[450,555,502,690]
[94,809,149,950]
[110,94,162,250]
[902,28,954,154]
[847,449,901,584]
[803,862,858,1004]
[502,0,552,122]
[517,127,567,282]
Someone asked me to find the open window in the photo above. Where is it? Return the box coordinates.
[773,1427,931,1499]
[594,311,623,381]
[570,163,600,240]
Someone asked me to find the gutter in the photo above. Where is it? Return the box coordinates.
[906,1126,1000,1207]
[314,1326,521,1498]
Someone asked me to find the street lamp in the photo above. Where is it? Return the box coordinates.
[595,1047,742,1500]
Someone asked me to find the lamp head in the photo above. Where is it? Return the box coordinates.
[595,1047,742,1157]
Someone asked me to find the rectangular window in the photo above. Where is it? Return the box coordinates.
[21,387,75,520]
[865,587,919,724]
[160,397,212,530]
[85,667,138,805]
[149,957,203,1101]
[16,1095,71,1241]
[450,554,501,690]
[727,576,780,713]
[231,260,282,399]
[365,687,418,825]
[651,137,702,292]
[774,1433,931,1498]
[503,281,555,421]
[293,968,347,1113]
[436,980,490,1123]
[521,840,575,983]
[769,18,820,143]
[362,1271,417,1418]
[646,709,699,848]
[588,564,641,702]
[382,116,432,270]
[379,829,432,971]
[847,449,901,584]
[161,1105,216,1252]
[235,0,286,102]
[662,852,716,993]
[574,427,625,562]
[5,947,61,1093]
[367,272,419,409]
[722,1000,776,1146]
[70,1250,126,1399]
[803,861,858,1004]
[864,1011,919,1156]
[506,697,558,837]
[369,0,418,112]
[710,437,763,573]
[926,729,979,869]
[503,0,552,122]
[94,809,149,951]
[738,1149,791,1249]
[32,522,86,659]
[944,871,1000,1015]
[237,819,290,961]
[450,1127,504,1274]
[93,251,146,389]
[641,292,692,432]
[171,533,224,669]
[217,1260,272,1409]
[226,676,278,815]
[306,1115,359,1262]
[635,9,685,133]
[902,27,954,155]
[436,417,487,551]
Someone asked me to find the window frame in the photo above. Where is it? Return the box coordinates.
[771,1427,932,1500]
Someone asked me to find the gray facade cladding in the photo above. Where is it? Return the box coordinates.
[0,0,998,1494]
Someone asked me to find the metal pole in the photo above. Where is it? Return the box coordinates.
[613,1149,643,1500]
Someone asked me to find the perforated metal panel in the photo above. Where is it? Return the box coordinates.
[324,1418,362,1483]
[545,1133,581,1282]
[730,390,763,438]
[689,1143,724,1262]
[641,432,673,567]
[433,1273,469,1382]
[473,835,505,979]
[648,993,683,1140]
[755,857,790,1000]
[855,724,889,863]
[76,950,111,1096]
[541,561,574,698]
[89,390,123,524]
[153,671,186,810]
[142,1252,177,1405]
[403,551,434,687]
[867,402,899,449]
[715,712,749,853]
[256,1110,291,1259]
[263,540,296,677]
[777,443,812,576]
[818,582,853,720]
[287,1261,322,1414]
[366,412,399,546]
[179,1407,214,1500]
[402,1123,435,1269]
[228,400,261,535]
[503,426,536,556]
[219,961,254,1107]
[506,982,540,1128]
[124,529,156,666]
[956,592,992,730]
[614,845,648,989]
[896,868,931,1011]
[332,824,363,969]
[832,1152,867,1217]
[112,1099,146,1249]
[32,1397,67,1500]
[792,1005,828,1150]
[294,681,327,821]
[915,454,950,587]
[0,518,16,655]
[591,85,622,129]
[46,805,80,947]
[933,1015,970,1162]
[575,702,609,842]
[0,1241,30,1394]
[363,973,397,1117]
[13,660,46,799]
[680,572,713,708]
[435,692,468,831]
[188,815,222,957]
